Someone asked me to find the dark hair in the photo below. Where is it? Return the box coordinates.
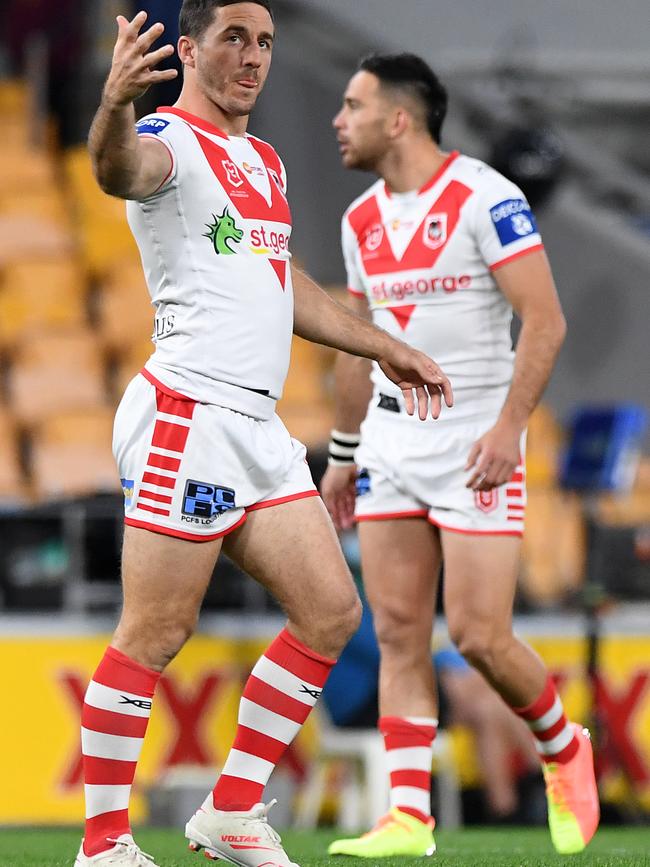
[359,53,447,143]
[179,0,273,39]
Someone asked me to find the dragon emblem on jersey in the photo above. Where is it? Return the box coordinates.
[422,213,447,249]
[364,223,384,251]
[203,207,244,255]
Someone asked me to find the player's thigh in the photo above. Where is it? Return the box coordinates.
[119,524,222,633]
[223,495,360,640]
[358,518,441,647]
[442,530,521,641]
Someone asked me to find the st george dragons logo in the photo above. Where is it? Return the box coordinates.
[203,207,244,255]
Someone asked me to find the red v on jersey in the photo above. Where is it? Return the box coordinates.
[191,128,291,225]
[348,180,473,276]
[269,259,287,291]
[387,304,416,330]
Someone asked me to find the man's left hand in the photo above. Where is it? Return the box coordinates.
[378,345,453,420]
[465,420,523,491]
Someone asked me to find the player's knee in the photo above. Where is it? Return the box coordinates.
[452,627,504,674]
[373,604,421,652]
[324,591,363,654]
[300,589,361,658]
[114,612,197,670]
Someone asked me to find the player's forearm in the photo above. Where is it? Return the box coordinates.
[332,352,373,433]
[499,314,566,430]
[88,97,143,199]
[292,266,394,361]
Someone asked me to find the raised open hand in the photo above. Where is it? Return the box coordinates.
[104,11,178,107]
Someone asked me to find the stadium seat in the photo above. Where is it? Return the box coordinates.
[0,406,28,503]
[63,145,140,278]
[276,337,334,447]
[520,488,586,605]
[113,337,154,400]
[0,259,87,347]
[526,403,563,487]
[30,407,119,500]
[97,263,153,353]
[597,457,650,525]
[8,329,109,427]
[0,148,56,193]
[295,711,461,831]
[0,189,70,225]
[0,214,74,265]
[277,403,333,450]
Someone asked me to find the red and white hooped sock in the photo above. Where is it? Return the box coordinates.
[512,676,579,764]
[81,646,160,856]
[379,715,438,824]
[212,628,335,811]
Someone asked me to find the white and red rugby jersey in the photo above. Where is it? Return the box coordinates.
[342,151,544,417]
[126,106,293,419]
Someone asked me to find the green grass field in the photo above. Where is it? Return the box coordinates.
[1,826,649,867]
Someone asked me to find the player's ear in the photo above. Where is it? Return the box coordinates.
[390,107,409,140]
[178,35,196,68]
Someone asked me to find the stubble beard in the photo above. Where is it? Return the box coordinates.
[197,61,259,117]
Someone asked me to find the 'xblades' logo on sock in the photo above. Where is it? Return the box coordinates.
[299,685,322,700]
[119,695,152,710]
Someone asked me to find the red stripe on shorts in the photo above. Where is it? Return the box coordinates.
[146,453,181,472]
[155,389,196,419]
[141,471,176,490]
[137,501,171,516]
[151,420,190,453]
[138,489,173,504]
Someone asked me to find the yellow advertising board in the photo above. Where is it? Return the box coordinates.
[0,632,317,824]
[0,629,648,822]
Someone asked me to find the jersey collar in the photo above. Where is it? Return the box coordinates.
[157,106,229,139]
[384,150,460,198]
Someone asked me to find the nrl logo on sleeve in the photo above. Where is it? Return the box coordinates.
[422,213,447,249]
[204,207,244,255]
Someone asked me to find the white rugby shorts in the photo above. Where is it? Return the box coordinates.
[354,399,526,536]
[113,370,317,541]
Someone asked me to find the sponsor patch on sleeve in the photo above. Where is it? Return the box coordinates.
[490,198,538,246]
[135,117,170,136]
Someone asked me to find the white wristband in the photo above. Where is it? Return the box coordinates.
[328,429,360,466]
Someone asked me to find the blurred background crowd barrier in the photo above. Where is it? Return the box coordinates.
[0,0,649,831]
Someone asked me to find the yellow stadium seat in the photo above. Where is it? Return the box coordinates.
[520,488,586,605]
[8,329,109,427]
[279,403,333,450]
[0,148,55,193]
[0,79,32,148]
[280,336,333,406]
[0,405,28,502]
[526,403,563,487]
[0,79,30,116]
[0,259,87,347]
[63,146,140,278]
[98,264,153,352]
[0,189,70,225]
[2,258,85,297]
[114,337,154,400]
[0,214,74,265]
[597,457,650,525]
[30,407,119,500]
